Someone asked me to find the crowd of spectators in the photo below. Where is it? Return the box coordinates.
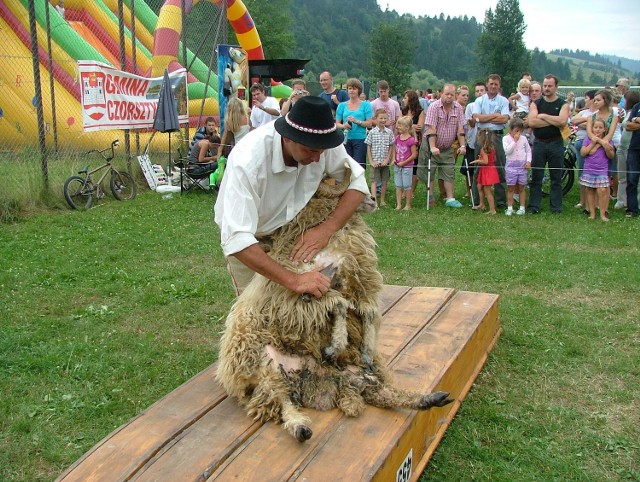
[206,70,640,219]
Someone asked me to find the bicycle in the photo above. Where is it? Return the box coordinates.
[541,133,577,197]
[64,140,137,210]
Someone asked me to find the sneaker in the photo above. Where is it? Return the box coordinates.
[505,207,514,216]
[614,201,627,210]
[516,207,525,215]
[445,198,463,208]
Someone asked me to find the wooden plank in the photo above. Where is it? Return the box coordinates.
[293,290,500,482]
[127,287,453,481]
[56,287,500,482]
[56,366,225,482]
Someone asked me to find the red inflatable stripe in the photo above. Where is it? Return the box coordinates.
[153,28,182,57]
[0,2,80,100]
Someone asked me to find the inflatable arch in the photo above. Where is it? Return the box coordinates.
[152,0,291,120]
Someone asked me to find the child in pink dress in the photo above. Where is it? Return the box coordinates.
[471,129,500,214]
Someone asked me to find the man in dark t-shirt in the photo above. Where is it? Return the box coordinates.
[527,74,570,213]
[318,71,348,116]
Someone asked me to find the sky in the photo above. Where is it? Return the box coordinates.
[377,0,640,61]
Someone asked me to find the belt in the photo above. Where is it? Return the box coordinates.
[535,136,563,143]
[492,130,504,135]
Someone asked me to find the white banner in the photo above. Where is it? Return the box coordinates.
[78,61,189,132]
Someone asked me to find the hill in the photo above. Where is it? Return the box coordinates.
[549,49,639,86]
[288,3,637,88]
[167,0,639,89]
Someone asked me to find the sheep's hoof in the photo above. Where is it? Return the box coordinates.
[293,425,313,442]
[420,391,454,409]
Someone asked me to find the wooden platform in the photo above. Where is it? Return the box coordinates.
[57,286,500,482]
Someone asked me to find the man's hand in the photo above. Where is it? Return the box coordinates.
[290,223,332,263]
[294,267,332,298]
[430,146,441,156]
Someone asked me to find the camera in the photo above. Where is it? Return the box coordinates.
[295,89,304,95]
[347,120,353,127]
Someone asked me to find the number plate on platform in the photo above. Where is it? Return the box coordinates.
[396,448,413,482]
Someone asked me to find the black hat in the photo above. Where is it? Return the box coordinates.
[274,96,343,149]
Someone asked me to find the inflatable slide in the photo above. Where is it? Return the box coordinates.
[0,0,280,150]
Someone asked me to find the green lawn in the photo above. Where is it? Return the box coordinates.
[1,184,638,481]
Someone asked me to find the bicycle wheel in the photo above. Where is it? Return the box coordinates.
[541,152,575,197]
[110,171,137,200]
[562,147,576,195]
[64,176,94,209]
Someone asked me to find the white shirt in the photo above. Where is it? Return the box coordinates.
[465,103,477,148]
[250,96,280,128]
[214,123,370,257]
[514,93,530,113]
[472,93,510,130]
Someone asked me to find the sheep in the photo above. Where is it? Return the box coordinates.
[216,168,453,442]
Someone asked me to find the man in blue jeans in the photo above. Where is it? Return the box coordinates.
[527,74,570,214]
[625,104,640,217]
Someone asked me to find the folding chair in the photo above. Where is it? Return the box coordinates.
[174,144,218,194]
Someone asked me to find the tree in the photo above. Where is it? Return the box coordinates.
[236,0,295,58]
[369,21,415,94]
[476,0,531,94]
[576,67,584,84]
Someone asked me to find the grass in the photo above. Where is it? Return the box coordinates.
[1,182,639,481]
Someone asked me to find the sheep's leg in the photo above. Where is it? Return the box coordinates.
[281,398,313,442]
[255,347,314,442]
[359,308,381,370]
[363,382,454,411]
[323,299,349,364]
[336,382,366,417]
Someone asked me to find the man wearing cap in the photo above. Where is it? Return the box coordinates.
[471,73,510,209]
[214,96,370,297]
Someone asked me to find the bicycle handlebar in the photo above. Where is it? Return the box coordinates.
[85,140,119,159]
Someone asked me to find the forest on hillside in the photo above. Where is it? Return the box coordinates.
[149,0,638,89]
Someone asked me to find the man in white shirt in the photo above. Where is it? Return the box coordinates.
[249,83,280,129]
[215,96,370,296]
